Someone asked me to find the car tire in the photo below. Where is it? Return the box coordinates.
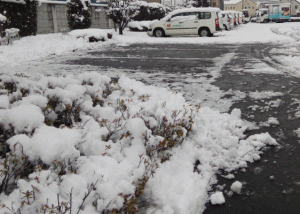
[154,28,165,37]
[263,19,268,23]
[199,28,210,37]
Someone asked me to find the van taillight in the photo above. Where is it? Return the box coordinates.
[234,18,236,23]
[215,18,219,27]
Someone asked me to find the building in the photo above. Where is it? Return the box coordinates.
[37,1,111,34]
[224,0,257,16]
[1,0,112,34]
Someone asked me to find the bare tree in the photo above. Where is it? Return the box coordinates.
[106,0,139,35]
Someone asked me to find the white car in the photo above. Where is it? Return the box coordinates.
[147,7,224,37]
[226,11,238,27]
[220,11,233,30]
[238,12,243,24]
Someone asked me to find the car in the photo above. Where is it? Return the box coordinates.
[147,7,224,37]
[226,11,238,27]
[220,11,233,30]
[238,12,243,24]
[243,9,250,23]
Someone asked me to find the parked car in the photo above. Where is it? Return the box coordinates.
[238,12,243,24]
[243,9,250,23]
[226,11,238,26]
[220,11,233,30]
[147,7,224,37]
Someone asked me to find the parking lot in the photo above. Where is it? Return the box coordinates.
[2,20,300,213]
[60,43,300,213]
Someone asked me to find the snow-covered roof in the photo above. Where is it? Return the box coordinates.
[148,2,164,8]
[162,7,221,20]
[224,0,242,5]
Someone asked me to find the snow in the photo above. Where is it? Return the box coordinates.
[5,28,19,37]
[128,21,155,30]
[224,0,242,5]
[69,28,112,41]
[230,181,243,194]
[210,191,225,205]
[0,13,6,22]
[1,23,299,68]
[2,22,300,213]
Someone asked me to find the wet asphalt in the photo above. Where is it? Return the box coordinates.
[65,43,300,214]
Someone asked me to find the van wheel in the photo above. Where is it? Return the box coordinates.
[199,28,210,37]
[263,19,268,23]
[154,28,165,37]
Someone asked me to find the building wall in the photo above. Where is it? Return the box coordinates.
[224,1,243,11]
[242,0,257,16]
[37,2,111,34]
[224,0,257,16]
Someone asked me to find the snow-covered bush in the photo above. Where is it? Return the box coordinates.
[129,1,167,21]
[107,0,140,35]
[67,0,92,30]
[0,0,38,37]
[0,72,278,213]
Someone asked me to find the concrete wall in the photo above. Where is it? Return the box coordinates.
[37,2,111,34]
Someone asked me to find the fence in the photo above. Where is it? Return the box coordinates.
[37,1,113,34]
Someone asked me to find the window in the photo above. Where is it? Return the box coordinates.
[199,12,211,19]
[296,5,298,9]
[252,6,254,9]
[233,6,235,9]
[170,12,198,21]
[231,6,232,9]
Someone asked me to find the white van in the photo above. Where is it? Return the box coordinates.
[220,11,233,30]
[147,7,223,37]
[227,11,238,26]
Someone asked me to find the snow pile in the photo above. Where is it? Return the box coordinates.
[230,181,243,194]
[210,191,225,205]
[5,28,20,37]
[0,72,278,213]
[0,29,113,67]
[69,29,113,41]
[128,21,155,31]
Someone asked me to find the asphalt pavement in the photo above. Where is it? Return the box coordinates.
[65,43,300,214]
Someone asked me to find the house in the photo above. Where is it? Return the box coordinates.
[224,0,257,16]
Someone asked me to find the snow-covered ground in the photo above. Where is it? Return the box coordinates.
[0,23,300,213]
[1,22,299,68]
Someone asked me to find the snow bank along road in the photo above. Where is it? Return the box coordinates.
[58,43,300,213]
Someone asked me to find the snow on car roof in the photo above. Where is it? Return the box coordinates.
[162,7,220,20]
